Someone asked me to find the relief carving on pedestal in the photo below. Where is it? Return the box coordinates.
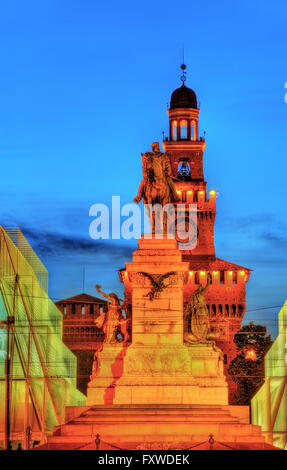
[125,350,190,376]
[139,271,176,301]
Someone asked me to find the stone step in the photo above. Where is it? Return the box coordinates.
[83,409,235,417]
[71,413,239,424]
[38,404,269,450]
[83,407,233,416]
[57,422,263,438]
[43,428,265,446]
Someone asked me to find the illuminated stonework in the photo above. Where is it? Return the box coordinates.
[87,237,228,407]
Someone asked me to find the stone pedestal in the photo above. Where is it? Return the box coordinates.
[87,236,228,406]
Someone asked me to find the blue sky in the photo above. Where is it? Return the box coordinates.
[0,0,287,336]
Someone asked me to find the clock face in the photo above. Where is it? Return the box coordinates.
[168,215,198,250]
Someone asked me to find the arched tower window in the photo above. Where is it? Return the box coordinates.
[173,121,177,141]
[191,122,195,140]
[180,120,187,139]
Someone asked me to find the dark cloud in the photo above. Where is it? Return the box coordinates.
[261,231,287,248]
[19,226,134,261]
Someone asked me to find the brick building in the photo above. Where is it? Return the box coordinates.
[55,293,107,394]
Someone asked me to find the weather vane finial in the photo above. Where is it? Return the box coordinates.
[180,46,187,84]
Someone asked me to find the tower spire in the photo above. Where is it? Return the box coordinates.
[180,48,187,85]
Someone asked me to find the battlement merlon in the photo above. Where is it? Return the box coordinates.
[173,189,216,211]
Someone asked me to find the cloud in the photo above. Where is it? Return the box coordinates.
[261,231,287,248]
[217,212,287,250]
[18,226,135,262]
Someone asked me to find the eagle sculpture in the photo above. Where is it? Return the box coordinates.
[139,271,176,301]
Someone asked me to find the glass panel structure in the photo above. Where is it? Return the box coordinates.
[0,227,85,448]
[251,300,287,450]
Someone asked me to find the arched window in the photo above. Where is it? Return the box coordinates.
[173,121,177,141]
[225,304,229,316]
[81,305,85,315]
[180,120,187,139]
[212,304,216,316]
[232,304,236,316]
[219,304,223,315]
[191,123,195,140]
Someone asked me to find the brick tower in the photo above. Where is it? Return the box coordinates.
[120,65,251,401]
[165,64,251,399]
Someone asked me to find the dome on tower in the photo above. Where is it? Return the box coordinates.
[170,83,198,110]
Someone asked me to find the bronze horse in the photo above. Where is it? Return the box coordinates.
[134,143,179,233]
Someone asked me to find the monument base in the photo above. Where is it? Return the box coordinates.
[87,236,228,407]
[86,342,228,406]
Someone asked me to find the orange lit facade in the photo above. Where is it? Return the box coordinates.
[55,293,107,393]
[120,80,251,401]
[56,293,107,350]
